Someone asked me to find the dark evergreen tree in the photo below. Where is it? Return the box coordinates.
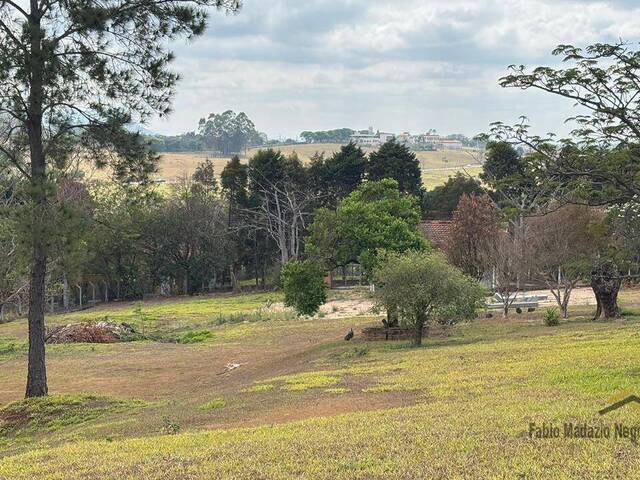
[422,173,485,219]
[480,141,523,186]
[366,139,423,198]
[308,143,366,208]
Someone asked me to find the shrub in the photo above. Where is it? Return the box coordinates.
[177,329,213,344]
[373,251,486,346]
[543,308,560,326]
[281,260,327,316]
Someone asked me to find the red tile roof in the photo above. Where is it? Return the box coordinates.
[420,220,452,248]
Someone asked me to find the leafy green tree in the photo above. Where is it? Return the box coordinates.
[367,139,423,198]
[307,179,427,276]
[281,260,327,317]
[0,0,241,397]
[422,173,485,219]
[221,156,249,210]
[198,110,260,154]
[373,251,486,345]
[299,128,354,144]
[87,181,156,301]
[192,158,218,197]
[221,155,250,290]
[142,182,232,295]
[480,141,522,186]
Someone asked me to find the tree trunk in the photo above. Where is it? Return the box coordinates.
[591,261,621,320]
[502,303,509,318]
[25,6,48,398]
[62,274,70,310]
[413,312,427,346]
[26,243,48,397]
[230,265,240,293]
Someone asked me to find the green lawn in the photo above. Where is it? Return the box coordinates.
[1,291,640,478]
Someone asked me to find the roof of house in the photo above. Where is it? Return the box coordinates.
[420,220,452,247]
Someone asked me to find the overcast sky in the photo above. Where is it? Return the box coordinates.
[147,0,640,140]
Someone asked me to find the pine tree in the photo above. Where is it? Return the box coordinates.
[0,0,241,397]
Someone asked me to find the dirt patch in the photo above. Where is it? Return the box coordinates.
[45,321,137,344]
[361,324,450,341]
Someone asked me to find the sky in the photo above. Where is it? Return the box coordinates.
[147,0,640,140]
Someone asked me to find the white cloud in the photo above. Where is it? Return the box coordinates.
[148,0,640,139]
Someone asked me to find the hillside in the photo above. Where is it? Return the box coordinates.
[1,288,640,478]
[155,144,483,189]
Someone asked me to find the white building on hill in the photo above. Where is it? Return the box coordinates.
[350,128,395,147]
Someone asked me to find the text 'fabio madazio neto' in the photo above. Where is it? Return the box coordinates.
[529,422,640,442]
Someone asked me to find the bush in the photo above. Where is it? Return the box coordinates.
[373,251,486,346]
[543,308,560,326]
[281,260,327,316]
[177,329,213,344]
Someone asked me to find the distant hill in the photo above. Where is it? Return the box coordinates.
[154,143,483,189]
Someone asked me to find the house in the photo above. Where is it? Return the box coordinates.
[420,220,452,249]
[440,139,464,150]
[350,128,395,147]
[396,132,414,144]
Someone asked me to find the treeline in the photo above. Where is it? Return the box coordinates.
[0,138,433,317]
[299,128,355,144]
[147,110,267,153]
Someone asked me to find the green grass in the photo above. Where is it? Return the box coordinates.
[199,399,226,411]
[176,329,214,344]
[51,292,283,331]
[2,293,640,478]
[0,395,147,448]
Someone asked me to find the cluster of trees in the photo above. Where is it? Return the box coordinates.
[299,129,355,144]
[147,110,266,153]
[3,5,640,403]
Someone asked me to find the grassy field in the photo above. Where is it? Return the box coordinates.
[156,144,482,189]
[1,289,640,478]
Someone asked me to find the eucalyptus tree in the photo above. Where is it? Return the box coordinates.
[0,0,241,397]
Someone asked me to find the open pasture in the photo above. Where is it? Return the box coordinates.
[1,288,639,478]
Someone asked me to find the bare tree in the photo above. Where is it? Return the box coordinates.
[527,205,603,318]
[483,227,529,318]
[245,172,317,265]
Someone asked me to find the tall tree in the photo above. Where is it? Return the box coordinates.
[373,251,485,346]
[367,139,423,198]
[0,0,241,397]
[198,110,259,154]
[422,173,485,220]
[445,194,501,280]
[247,149,312,265]
[306,179,428,276]
[221,155,249,290]
[526,205,603,318]
[308,142,366,208]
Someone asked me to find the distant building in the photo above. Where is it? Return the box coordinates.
[421,134,464,151]
[396,132,414,144]
[350,127,395,147]
[440,139,464,150]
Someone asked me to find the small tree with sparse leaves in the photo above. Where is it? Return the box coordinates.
[373,251,486,346]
